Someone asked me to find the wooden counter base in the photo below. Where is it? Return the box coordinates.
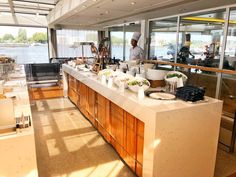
[67,74,144,176]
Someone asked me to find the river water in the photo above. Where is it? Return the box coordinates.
[0,45,49,64]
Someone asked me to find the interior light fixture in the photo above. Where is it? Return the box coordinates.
[131,2,136,5]
[182,17,236,24]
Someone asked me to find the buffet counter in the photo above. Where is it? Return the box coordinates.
[63,64,222,177]
[0,66,38,177]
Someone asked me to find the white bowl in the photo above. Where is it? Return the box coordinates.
[146,69,168,80]
[164,71,187,83]
[127,78,150,92]
[114,74,134,88]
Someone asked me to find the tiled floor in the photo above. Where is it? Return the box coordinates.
[215,148,236,177]
[32,98,236,177]
[31,98,135,177]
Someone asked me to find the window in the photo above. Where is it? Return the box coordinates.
[0,26,48,64]
[149,17,178,62]
[56,29,98,58]
[110,23,141,61]
[224,8,236,70]
[179,9,226,68]
[110,31,124,60]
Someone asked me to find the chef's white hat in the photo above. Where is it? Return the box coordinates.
[132,32,141,42]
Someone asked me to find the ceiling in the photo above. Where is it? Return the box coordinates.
[47,0,236,30]
[0,0,60,16]
[0,0,235,28]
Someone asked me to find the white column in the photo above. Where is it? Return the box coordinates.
[48,28,58,59]
[140,19,149,59]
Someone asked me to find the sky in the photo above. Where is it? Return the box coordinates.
[0,26,47,38]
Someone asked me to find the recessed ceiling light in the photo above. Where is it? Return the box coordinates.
[131,2,136,5]
[82,5,87,8]
[105,10,109,14]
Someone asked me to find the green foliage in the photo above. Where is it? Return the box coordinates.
[16,28,27,42]
[111,36,124,44]
[2,34,14,42]
[31,32,47,43]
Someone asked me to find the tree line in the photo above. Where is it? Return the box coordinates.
[0,28,47,43]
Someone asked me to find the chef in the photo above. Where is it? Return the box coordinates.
[129,32,144,61]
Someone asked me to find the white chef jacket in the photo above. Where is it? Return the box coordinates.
[129,46,144,60]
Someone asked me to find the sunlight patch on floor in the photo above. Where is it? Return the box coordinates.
[46,139,60,156]
[46,98,75,110]
[42,125,53,135]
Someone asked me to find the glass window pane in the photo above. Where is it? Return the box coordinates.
[111,31,124,60]
[149,17,178,64]
[0,26,48,64]
[125,32,133,60]
[224,8,236,70]
[179,9,226,69]
[56,29,98,58]
[110,23,141,61]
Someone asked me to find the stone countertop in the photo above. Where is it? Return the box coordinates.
[0,65,38,177]
[63,64,221,119]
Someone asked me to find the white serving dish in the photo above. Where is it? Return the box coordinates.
[164,71,188,83]
[164,71,188,88]
[114,74,134,88]
[127,78,150,92]
[146,69,168,80]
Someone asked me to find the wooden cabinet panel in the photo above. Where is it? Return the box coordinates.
[116,118,124,147]
[110,113,118,139]
[97,94,110,129]
[87,87,96,118]
[68,75,77,91]
[124,151,136,172]
[136,133,144,165]
[136,119,144,166]
[97,93,106,105]
[111,102,123,119]
[105,99,110,131]
[136,162,143,177]
[126,126,136,158]
[79,83,87,109]
[97,104,106,127]
[137,119,144,137]
[68,87,78,104]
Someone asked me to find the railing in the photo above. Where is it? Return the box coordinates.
[144,60,236,75]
